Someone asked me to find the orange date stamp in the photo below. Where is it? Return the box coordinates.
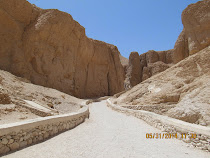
[146,133,197,139]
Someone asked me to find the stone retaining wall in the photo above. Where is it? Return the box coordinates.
[107,99,210,152]
[0,105,89,156]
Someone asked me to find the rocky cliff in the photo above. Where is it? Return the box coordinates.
[114,45,210,126]
[124,52,142,88]
[114,0,210,126]
[124,50,173,87]
[173,0,210,63]
[0,0,124,98]
[125,0,210,87]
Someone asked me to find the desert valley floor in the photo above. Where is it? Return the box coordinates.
[2,101,209,158]
[0,0,210,157]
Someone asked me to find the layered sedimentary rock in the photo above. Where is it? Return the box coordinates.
[0,0,124,98]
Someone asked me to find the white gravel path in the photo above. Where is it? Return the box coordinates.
[3,101,210,158]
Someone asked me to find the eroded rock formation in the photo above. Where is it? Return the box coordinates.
[0,0,124,98]
[140,50,173,81]
[124,50,173,88]
[125,0,210,87]
[173,0,210,63]
[114,46,210,126]
[114,0,210,126]
[124,52,142,88]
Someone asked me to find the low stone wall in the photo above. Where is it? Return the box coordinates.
[0,105,89,156]
[107,99,210,152]
[123,105,175,115]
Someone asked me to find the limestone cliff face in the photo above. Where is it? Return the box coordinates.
[115,46,210,126]
[124,52,142,89]
[173,30,189,63]
[140,50,173,81]
[124,50,173,88]
[0,0,124,98]
[126,0,210,87]
[173,0,210,63]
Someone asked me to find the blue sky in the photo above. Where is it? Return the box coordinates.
[28,0,200,58]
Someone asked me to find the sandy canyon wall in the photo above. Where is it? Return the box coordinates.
[0,0,124,98]
[126,0,210,87]
[115,45,210,126]
[174,0,210,62]
[0,0,209,97]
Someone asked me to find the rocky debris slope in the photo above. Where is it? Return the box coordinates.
[125,0,210,87]
[0,69,83,125]
[113,46,210,126]
[0,0,124,99]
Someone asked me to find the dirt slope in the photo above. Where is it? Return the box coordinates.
[0,70,83,125]
[114,46,210,126]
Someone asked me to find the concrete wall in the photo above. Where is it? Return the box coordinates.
[107,99,210,152]
[0,105,89,156]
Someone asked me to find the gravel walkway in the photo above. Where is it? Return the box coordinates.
[3,101,210,158]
